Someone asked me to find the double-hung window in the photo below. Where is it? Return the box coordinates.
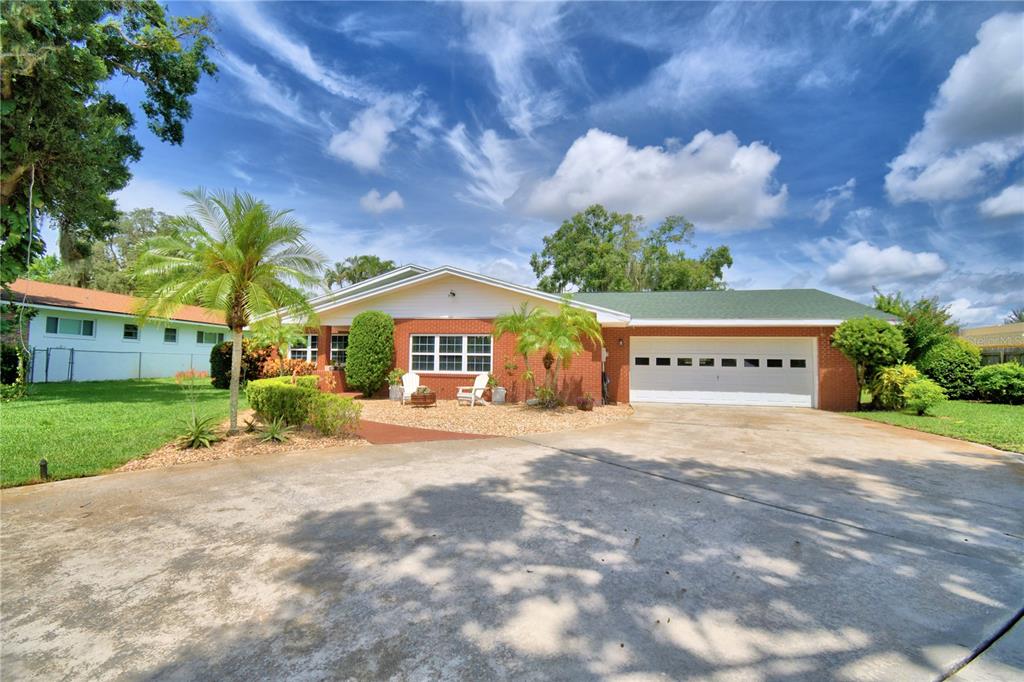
[330,334,348,366]
[290,334,318,362]
[409,334,491,373]
[164,328,178,343]
[196,330,225,345]
[45,316,95,337]
[123,323,139,340]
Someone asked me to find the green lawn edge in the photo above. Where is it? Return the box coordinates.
[1,379,245,488]
[846,400,1024,454]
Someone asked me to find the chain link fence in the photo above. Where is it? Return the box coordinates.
[28,347,212,383]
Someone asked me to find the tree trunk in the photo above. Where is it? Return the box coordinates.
[229,329,243,433]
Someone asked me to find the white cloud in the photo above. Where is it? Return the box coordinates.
[847,1,918,36]
[446,124,523,209]
[823,240,947,292]
[886,13,1024,204]
[520,128,787,231]
[327,97,417,172]
[979,182,1024,217]
[946,298,1003,326]
[359,189,404,214]
[812,178,856,224]
[224,3,380,103]
[596,4,800,117]
[460,3,577,136]
[218,51,314,128]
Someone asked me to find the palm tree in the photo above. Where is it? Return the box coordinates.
[510,301,603,404]
[324,254,397,290]
[1006,307,1024,324]
[136,189,325,432]
[251,315,310,377]
[494,302,544,393]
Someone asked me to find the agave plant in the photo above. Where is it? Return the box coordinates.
[177,413,222,449]
[260,417,294,443]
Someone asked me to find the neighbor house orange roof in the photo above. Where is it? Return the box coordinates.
[3,279,225,326]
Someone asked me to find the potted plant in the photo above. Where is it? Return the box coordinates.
[576,393,595,411]
[387,367,404,401]
[410,385,436,407]
[488,373,506,404]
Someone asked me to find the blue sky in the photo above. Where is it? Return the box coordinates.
[58,2,1024,324]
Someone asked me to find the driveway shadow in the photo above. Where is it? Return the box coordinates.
[139,443,1024,680]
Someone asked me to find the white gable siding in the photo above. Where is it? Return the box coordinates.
[318,274,563,325]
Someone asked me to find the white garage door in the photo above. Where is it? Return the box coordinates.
[629,337,816,407]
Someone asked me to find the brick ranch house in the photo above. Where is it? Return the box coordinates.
[293,265,893,411]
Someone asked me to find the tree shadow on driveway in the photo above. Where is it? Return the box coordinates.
[137,443,1024,681]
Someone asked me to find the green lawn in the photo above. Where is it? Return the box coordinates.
[849,400,1024,454]
[1,379,242,487]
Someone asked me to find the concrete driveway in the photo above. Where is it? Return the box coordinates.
[2,405,1022,680]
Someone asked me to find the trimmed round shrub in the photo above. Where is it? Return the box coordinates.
[917,337,981,399]
[831,317,907,405]
[903,378,947,415]
[344,311,395,397]
[210,338,272,389]
[308,393,362,436]
[870,364,920,410]
[974,363,1024,405]
[245,376,318,425]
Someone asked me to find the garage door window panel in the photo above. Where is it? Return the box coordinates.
[790,359,807,368]
[635,357,650,366]
[721,358,737,367]
[699,358,714,367]
[677,358,693,366]
[656,357,671,366]
[744,359,760,368]
[767,359,783,368]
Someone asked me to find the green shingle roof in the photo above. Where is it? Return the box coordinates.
[573,289,893,321]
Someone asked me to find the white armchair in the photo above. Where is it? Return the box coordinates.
[457,372,490,407]
[401,371,420,404]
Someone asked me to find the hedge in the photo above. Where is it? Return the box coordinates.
[245,376,319,426]
[345,311,394,396]
[917,337,981,399]
[210,339,272,389]
[974,363,1024,405]
[308,393,362,436]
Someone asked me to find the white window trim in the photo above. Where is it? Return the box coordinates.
[44,315,96,339]
[196,330,225,345]
[122,323,140,342]
[163,327,178,344]
[330,333,348,367]
[408,334,492,375]
[289,334,319,363]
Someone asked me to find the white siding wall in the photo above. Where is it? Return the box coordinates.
[27,308,227,383]
[319,274,563,325]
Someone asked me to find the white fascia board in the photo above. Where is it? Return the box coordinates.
[305,264,429,307]
[9,301,227,329]
[627,318,847,327]
[309,265,632,322]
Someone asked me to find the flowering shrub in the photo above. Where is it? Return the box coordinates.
[258,356,317,379]
[174,369,209,384]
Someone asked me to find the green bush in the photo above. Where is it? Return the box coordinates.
[903,378,947,415]
[345,311,394,397]
[210,338,273,389]
[917,337,981,399]
[245,377,318,426]
[831,317,908,406]
[308,393,362,436]
[870,364,921,410]
[0,343,28,401]
[974,363,1024,405]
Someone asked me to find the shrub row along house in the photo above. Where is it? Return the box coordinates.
[4,265,894,410]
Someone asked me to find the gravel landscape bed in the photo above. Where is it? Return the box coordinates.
[120,410,368,472]
[357,398,633,436]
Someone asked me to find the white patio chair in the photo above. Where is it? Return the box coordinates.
[457,372,490,407]
[401,371,420,404]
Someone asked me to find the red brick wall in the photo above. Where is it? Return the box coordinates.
[602,326,858,411]
[315,319,603,403]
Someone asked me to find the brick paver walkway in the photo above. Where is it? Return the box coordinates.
[355,420,489,445]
